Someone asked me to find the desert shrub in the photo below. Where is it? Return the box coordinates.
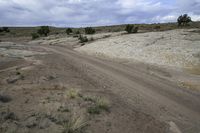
[2,27,10,32]
[95,97,110,111]
[31,33,39,40]
[75,30,80,34]
[113,28,121,32]
[133,26,138,33]
[87,97,110,114]
[177,14,192,26]
[62,115,87,133]
[0,27,10,32]
[125,24,138,33]
[87,106,101,114]
[83,95,96,102]
[66,28,73,35]
[90,37,94,41]
[154,25,161,30]
[37,26,50,36]
[78,35,88,43]
[67,89,79,99]
[85,27,95,34]
[0,28,3,32]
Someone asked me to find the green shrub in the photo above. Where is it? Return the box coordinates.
[177,14,192,26]
[78,35,88,43]
[3,27,10,32]
[154,25,161,30]
[0,27,10,32]
[83,95,96,102]
[31,33,39,40]
[87,106,101,114]
[75,30,80,34]
[85,27,95,34]
[66,28,73,35]
[37,26,50,36]
[133,26,138,33]
[125,24,138,33]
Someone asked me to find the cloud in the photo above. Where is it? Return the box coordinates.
[0,0,200,27]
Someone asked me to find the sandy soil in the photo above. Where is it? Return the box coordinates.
[0,30,200,133]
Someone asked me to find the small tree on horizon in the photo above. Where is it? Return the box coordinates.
[125,24,138,33]
[66,28,73,35]
[85,27,95,34]
[37,26,50,36]
[0,27,10,32]
[177,14,192,26]
[2,27,10,32]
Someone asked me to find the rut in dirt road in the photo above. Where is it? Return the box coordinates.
[43,45,200,133]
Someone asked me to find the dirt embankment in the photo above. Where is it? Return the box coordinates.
[76,29,200,69]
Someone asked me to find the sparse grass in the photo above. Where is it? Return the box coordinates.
[67,89,79,99]
[62,115,87,133]
[83,95,96,102]
[58,106,70,112]
[87,97,110,114]
[95,97,110,111]
[179,81,200,91]
[87,106,101,114]
[186,66,200,75]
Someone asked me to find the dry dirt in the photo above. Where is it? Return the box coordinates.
[0,30,200,133]
[77,29,200,69]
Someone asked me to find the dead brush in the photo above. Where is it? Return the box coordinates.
[95,97,110,111]
[67,89,79,99]
[62,115,88,133]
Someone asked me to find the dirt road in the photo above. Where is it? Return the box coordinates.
[43,45,200,133]
[1,39,200,133]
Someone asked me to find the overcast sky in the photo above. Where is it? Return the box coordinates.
[0,0,200,27]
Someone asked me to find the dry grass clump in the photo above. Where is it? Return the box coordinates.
[62,115,88,133]
[67,89,79,99]
[83,95,96,102]
[87,97,110,114]
[96,97,110,111]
